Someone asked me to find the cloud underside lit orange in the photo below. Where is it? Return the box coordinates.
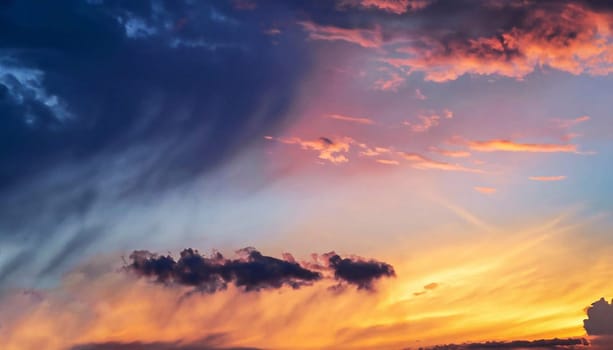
[3,212,612,350]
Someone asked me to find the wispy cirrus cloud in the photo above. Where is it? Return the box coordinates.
[399,152,483,173]
[299,21,383,48]
[429,147,471,158]
[466,139,579,153]
[326,113,375,125]
[474,186,496,195]
[373,71,405,91]
[404,109,453,133]
[529,176,567,182]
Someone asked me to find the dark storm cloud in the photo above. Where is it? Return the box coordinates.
[129,247,322,292]
[326,253,396,290]
[584,297,613,336]
[418,337,588,349]
[128,248,395,292]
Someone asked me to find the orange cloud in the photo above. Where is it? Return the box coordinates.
[326,113,375,125]
[430,147,471,158]
[529,176,567,182]
[399,152,483,173]
[474,186,497,195]
[404,109,453,133]
[467,139,578,153]
[273,136,353,164]
[383,4,613,81]
[376,159,399,165]
[358,143,392,156]
[374,72,405,91]
[299,21,383,48]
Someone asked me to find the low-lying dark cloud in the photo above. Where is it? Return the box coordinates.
[584,297,613,336]
[71,334,262,350]
[128,248,395,292]
[326,253,395,290]
[416,337,588,349]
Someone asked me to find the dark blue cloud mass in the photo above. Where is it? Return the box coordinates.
[0,0,313,287]
[0,0,309,191]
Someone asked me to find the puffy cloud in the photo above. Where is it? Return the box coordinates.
[129,248,322,292]
[584,297,613,336]
[272,136,354,164]
[529,176,567,182]
[323,253,396,291]
[129,247,396,293]
[326,113,375,125]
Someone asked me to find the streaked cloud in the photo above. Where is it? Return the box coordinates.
[404,109,453,133]
[429,147,471,158]
[326,113,375,125]
[271,136,354,164]
[474,186,497,195]
[399,152,483,173]
[467,139,578,153]
[529,176,567,182]
[375,159,399,165]
[299,21,383,48]
[374,72,404,91]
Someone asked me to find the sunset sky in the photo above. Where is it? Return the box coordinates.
[2,1,613,349]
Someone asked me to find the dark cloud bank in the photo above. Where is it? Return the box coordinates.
[128,247,395,292]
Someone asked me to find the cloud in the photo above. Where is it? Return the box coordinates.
[429,147,471,158]
[383,3,613,81]
[474,186,496,195]
[339,0,432,14]
[376,159,399,165]
[358,143,392,156]
[129,247,396,293]
[323,253,396,291]
[466,140,578,153]
[71,337,261,350]
[326,113,375,125]
[272,136,353,164]
[129,247,322,292]
[299,21,383,48]
[404,109,453,133]
[374,72,405,91]
[529,176,567,182]
[419,338,589,349]
[414,88,427,100]
[399,152,483,173]
[584,297,613,336]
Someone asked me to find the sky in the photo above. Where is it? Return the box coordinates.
[2,0,613,349]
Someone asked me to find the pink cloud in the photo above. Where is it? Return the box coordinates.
[467,139,578,153]
[474,186,497,195]
[374,72,405,91]
[399,152,483,173]
[326,113,375,125]
[299,21,383,48]
[529,176,567,182]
